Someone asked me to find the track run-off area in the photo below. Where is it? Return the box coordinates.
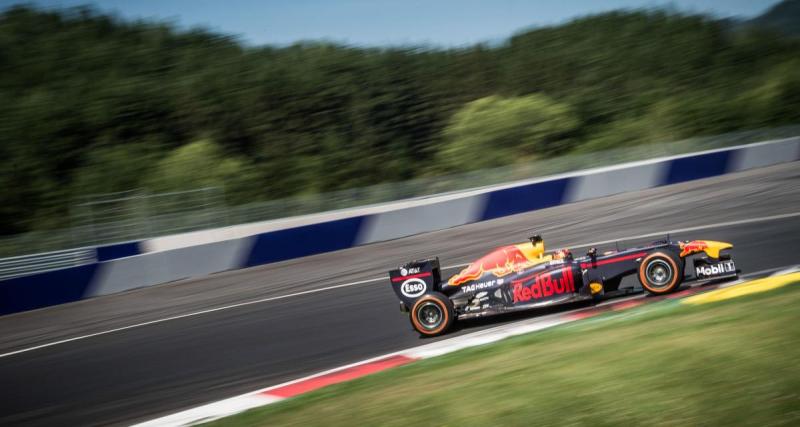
[0,162,798,426]
[136,268,800,426]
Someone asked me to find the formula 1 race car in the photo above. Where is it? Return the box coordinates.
[389,235,737,336]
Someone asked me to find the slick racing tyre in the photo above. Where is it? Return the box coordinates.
[410,292,454,337]
[638,251,684,295]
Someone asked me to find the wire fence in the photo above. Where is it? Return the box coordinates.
[225,126,800,225]
[1,125,798,259]
[70,188,228,245]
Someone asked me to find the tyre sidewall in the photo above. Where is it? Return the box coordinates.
[410,292,454,336]
[638,251,683,294]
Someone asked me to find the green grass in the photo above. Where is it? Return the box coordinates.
[208,284,800,427]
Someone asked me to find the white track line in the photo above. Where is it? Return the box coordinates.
[0,277,385,359]
[772,265,800,276]
[134,265,798,427]
[558,211,800,250]
[2,210,799,359]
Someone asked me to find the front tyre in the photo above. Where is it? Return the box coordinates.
[410,292,454,337]
[638,251,683,295]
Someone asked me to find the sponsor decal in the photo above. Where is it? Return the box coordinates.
[512,268,575,303]
[467,291,490,311]
[680,240,709,257]
[400,266,421,276]
[400,278,427,298]
[696,261,735,277]
[461,280,498,293]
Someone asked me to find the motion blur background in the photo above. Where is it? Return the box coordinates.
[1,0,799,255]
[2,2,800,426]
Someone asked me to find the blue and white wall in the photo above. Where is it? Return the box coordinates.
[1,137,798,315]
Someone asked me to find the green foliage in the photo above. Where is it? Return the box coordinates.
[1,5,799,236]
[69,142,163,197]
[146,139,262,205]
[742,59,800,126]
[745,0,800,37]
[207,283,800,427]
[440,95,579,170]
[577,117,662,153]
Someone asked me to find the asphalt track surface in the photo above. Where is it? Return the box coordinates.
[0,162,798,426]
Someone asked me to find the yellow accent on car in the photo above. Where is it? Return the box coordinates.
[513,241,553,266]
[679,240,733,258]
[515,240,546,261]
[700,241,733,258]
[589,282,603,295]
[683,272,800,305]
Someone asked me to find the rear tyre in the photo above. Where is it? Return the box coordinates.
[638,251,683,295]
[410,292,454,337]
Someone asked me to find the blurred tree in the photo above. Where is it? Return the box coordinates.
[0,5,798,236]
[145,139,262,205]
[741,59,800,127]
[576,117,664,153]
[69,142,163,197]
[439,95,579,170]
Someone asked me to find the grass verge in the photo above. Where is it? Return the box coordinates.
[208,282,800,426]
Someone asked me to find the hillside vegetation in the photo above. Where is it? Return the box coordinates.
[1,5,799,235]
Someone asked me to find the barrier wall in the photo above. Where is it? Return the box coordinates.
[1,137,798,315]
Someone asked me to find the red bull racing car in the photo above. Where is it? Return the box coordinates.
[389,235,737,336]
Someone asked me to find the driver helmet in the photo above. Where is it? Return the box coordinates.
[553,248,572,260]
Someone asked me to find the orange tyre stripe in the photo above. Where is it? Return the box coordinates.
[411,296,450,336]
[638,253,679,294]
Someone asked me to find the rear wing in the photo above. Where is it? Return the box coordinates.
[389,258,441,308]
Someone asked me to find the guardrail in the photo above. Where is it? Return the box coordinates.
[0,135,798,316]
[0,248,96,280]
[2,125,800,258]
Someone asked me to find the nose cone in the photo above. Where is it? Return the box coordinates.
[679,240,732,258]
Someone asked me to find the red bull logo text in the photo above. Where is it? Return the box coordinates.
[448,245,537,286]
[512,268,575,303]
[679,240,709,257]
